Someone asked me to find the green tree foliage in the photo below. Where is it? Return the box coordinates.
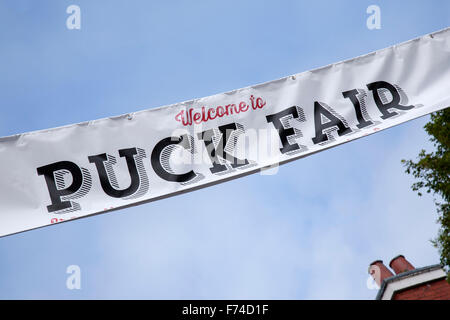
[402,108,449,281]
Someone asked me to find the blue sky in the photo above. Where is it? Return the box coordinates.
[0,0,448,299]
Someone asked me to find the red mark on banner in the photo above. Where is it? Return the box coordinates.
[50,216,77,224]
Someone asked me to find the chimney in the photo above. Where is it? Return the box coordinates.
[389,255,415,275]
[368,260,394,286]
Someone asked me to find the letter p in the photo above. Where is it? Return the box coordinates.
[37,161,92,214]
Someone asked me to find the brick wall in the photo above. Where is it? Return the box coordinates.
[393,278,450,300]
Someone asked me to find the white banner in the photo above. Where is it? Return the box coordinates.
[1,28,450,237]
